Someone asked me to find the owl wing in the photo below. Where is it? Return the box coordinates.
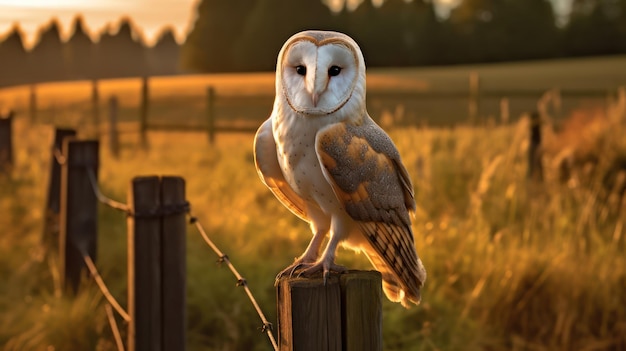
[254,118,308,221]
[315,118,425,307]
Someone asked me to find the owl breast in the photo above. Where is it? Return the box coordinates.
[272,108,341,214]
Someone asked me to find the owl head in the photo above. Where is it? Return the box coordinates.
[275,30,367,117]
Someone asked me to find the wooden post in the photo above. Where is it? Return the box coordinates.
[29,84,37,122]
[139,76,149,148]
[59,139,99,294]
[108,96,120,158]
[468,72,480,125]
[340,272,383,351]
[43,128,77,251]
[500,97,509,125]
[127,175,187,351]
[206,86,215,144]
[528,111,543,182]
[0,110,13,172]
[127,176,162,351]
[92,79,100,132]
[160,176,187,351]
[277,271,382,351]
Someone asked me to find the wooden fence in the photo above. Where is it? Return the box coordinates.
[32,125,393,350]
[6,75,619,147]
[0,109,13,172]
[43,131,187,351]
[27,118,549,351]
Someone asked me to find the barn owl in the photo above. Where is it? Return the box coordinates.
[253,30,426,307]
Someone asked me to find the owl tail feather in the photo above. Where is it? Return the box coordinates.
[363,248,423,308]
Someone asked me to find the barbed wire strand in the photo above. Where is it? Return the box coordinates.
[86,168,130,212]
[53,147,66,165]
[189,215,279,351]
[105,303,126,351]
[82,253,131,322]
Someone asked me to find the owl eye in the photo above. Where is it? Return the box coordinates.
[328,65,342,77]
[295,65,307,76]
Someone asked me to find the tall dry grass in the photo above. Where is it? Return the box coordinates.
[1,90,625,350]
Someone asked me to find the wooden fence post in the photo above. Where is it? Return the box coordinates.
[29,84,37,122]
[127,176,162,351]
[43,128,77,251]
[92,79,100,132]
[206,86,215,144]
[59,139,99,294]
[108,96,119,158]
[0,110,13,172]
[160,176,187,351]
[277,271,382,351]
[127,175,187,351]
[140,77,149,148]
[528,111,543,182]
[500,98,509,125]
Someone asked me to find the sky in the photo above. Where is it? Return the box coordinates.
[0,0,571,49]
[0,0,200,48]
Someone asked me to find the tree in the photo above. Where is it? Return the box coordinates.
[30,19,66,82]
[500,0,559,60]
[94,18,148,78]
[0,25,30,86]
[65,16,95,80]
[563,0,626,56]
[181,0,254,72]
[445,0,559,63]
[233,0,336,72]
[147,28,181,76]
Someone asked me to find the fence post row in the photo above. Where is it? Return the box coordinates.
[59,139,99,294]
[277,270,383,351]
[43,128,77,251]
[0,110,14,172]
[206,86,215,144]
[109,96,120,158]
[127,175,187,351]
[29,85,37,122]
[468,72,480,124]
[528,111,543,182]
[140,76,149,149]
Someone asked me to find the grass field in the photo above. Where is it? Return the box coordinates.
[1,56,626,350]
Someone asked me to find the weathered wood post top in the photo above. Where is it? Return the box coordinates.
[277,270,382,351]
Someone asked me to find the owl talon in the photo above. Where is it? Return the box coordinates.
[274,259,315,286]
[296,261,347,285]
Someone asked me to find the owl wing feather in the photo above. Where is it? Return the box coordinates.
[315,117,425,306]
[254,118,308,221]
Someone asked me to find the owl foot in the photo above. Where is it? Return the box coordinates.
[274,258,316,286]
[296,261,347,285]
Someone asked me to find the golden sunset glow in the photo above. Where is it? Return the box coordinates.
[0,0,198,48]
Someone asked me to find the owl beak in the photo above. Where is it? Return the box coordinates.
[311,93,320,107]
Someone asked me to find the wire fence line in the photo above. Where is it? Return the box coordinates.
[82,252,131,322]
[53,147,66,165]
[64,150,279,350]
[105,304,126,351]
[189,214,279,351]
[86,168,129,213]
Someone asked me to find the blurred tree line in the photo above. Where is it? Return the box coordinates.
[182,0,626,72]
[1,0,624,87]
[0,16,180,87]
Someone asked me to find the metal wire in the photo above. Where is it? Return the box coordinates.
[53,147,66,165]
[189,215,279,351]
[86,168,130,213]
[82,253,131,322]
[105,304,126,351]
